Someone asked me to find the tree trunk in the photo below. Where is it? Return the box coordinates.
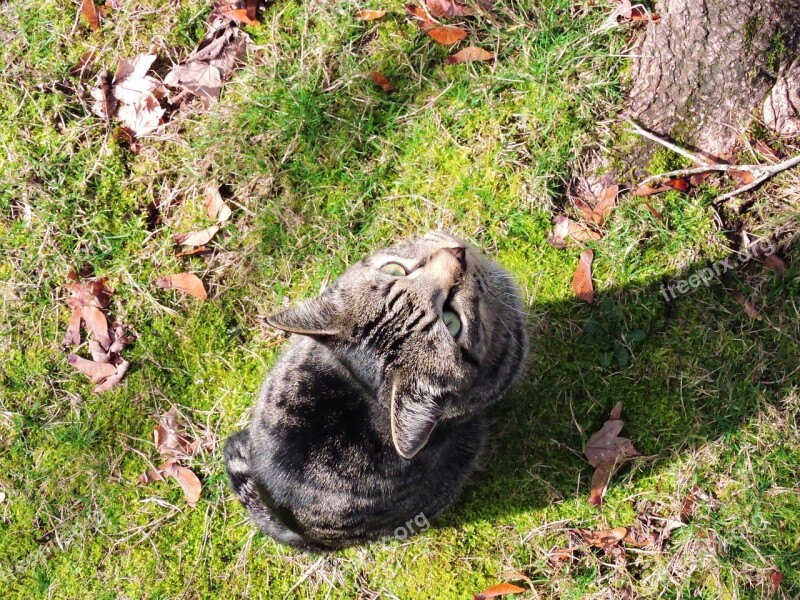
[629,0,800,160]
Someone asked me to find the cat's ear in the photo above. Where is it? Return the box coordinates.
[389,377,448,459]
[266,293,341,336]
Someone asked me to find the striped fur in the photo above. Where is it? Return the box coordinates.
[225,232,528,549]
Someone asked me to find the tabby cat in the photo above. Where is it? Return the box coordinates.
[224,232,528,550]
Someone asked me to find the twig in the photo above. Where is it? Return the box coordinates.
[626,119,709,165]
[627,118,800,205]
[714,153,800,203]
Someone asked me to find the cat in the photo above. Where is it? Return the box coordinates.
[224,231,528,550]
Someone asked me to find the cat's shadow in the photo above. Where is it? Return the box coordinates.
[438,254,797,530]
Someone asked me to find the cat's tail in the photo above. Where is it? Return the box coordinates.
[224,429,316,550]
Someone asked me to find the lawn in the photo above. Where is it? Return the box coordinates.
[1,0,799,597]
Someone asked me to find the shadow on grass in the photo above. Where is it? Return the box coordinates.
[441,245,799,527]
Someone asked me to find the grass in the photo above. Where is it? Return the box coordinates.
[1,0,799,597]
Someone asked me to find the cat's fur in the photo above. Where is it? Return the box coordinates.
[224,232,528,550]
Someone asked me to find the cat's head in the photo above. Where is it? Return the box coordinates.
[267,232,528,459]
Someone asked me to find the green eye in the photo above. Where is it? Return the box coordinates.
[443,310,461,337]
[380,263,407,276]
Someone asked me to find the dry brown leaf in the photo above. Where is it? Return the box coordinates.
[138,459,202,507]
[81,305,110,349]
[174,225,220,247]
[426,0,473,17]
[473,582,526,599]
[155,406,194,457]
[591,184,618,225]
[642,199,664,223]
[547,216,602,248]
[156,273,208,300]
[763,253,788,275]
[357,9,387,20]
[575,526,629,549]
[64,308,82,346]
[729,169,756,185]
[89,339,111,363]
[427,25,468,45]
[572,249,594,304]
[446,46,494,64]
[665,178,690,192]
[754,140,782,162]
[635,184,671,197]
[688,171,713,186]
[585,402,639,467]
[628,6,660,22]
[93,359,129,393]
[771,570,783,590]
[220,7,259,25]
[369,72,395,92]
[67,353,118,383]
[585,402,639,505]
[176,246,211,258]
[588,460,613,506]
[165,62,223,100]
[405,4,437,26]
[731,290,761,320]
[548,548,575,565]
[90,70,116,120]
[70,50,98,77]
[203,184,232,222]
[80,0,101,31]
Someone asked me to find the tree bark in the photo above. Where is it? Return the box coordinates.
[629,0,800,160]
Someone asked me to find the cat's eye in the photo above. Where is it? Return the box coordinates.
[442,310,461,337]
[380,263,407,277]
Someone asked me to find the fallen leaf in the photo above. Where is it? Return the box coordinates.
[93,358,129,393]
[154,406,194,457]
[67,353,118,383]
[90,70,116,120]
[174,225,221,247]
[89,339,111,363]
[446,46,494,64]
[588,461,613,506]
[548,548,575,565]
[547,216,602,248]
[688,171,713,186]
[176,246,211,258]
[665,178,690,192]
[628,6,660,22]
[770,570,783,590]
[591,184,618,225]
[81,305,110,349]
[357,9,387,20]
[165,62,223,100]
[156,273,208,300]
[729,169,755,185]
[731,290,761,319]
[585,402,639,505]
[762,253,787,275]
[369,71,395,92]
[426,25,468,45]
[573,249,594,304]
[473,582,526,599]
[405,4,437,26]
[585,402,639,467]
[80,0,101,31]
[635,184,671,196]
[754,140,781,162]
[679,484,701,522]
[70,50,98,77]
[220,7,259,25]
[64,308,82,346]
[575,526,629,549]
[642,199,664,223]
[138,459,202,507]
[426,0,473,17]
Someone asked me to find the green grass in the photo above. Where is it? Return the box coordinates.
[1,0,800,597]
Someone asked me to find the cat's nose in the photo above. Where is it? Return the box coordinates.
[445,246,466,268]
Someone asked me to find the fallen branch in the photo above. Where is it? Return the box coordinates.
[627,119,800,205]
